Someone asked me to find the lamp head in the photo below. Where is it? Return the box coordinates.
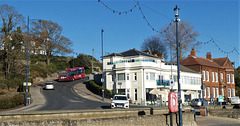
[174,5,180,17]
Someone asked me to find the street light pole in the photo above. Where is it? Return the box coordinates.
[101,28,104,101]
[174,5,182,126]
[26,16,30,106]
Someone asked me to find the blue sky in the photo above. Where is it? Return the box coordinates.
[2,0,240,67]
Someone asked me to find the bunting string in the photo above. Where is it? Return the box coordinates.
[98,0,240,56]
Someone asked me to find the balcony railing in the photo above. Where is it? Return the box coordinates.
[156,80,170,86]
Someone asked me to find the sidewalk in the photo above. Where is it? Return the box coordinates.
[73,82,111,103]
[4,85,46,113]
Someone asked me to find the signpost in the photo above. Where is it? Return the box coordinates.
[218,95,224,108]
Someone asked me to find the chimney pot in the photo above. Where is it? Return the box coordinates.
[206,52,212,60]
[190,48,196,56]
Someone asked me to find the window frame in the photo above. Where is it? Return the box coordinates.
[206,71,209,82]
[202,70,205,81]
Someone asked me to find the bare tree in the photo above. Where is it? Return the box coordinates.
[0,4,25,78]
[31,20,73,65]
[160,21,200,60]
[141,36,168,59]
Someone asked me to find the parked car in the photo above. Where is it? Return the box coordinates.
[190,98,208,107]
[111,95,129,109]
[44,82,54,90]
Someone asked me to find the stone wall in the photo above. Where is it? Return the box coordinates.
[0,112,196,126]
[209,109,240,119]
[0,108,196,126]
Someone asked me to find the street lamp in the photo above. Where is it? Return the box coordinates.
[174,5,182,126]
[26,16,41,106]
[101,28,104,101]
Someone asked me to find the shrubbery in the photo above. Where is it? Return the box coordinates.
[0,93,25,109]
[87,80,115,99]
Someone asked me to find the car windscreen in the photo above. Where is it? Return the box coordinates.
[113,96,127,100]
[59,70,68,75]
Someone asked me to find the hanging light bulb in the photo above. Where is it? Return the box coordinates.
[106,6,108,9]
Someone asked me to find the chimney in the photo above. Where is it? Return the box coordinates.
[190,48,196,56]
[206,52,212,60]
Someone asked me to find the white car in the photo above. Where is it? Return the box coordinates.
[44,82,54,90]
[111,95,129,109]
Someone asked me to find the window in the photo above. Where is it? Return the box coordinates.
[126,73,129,80]
[221,73,223,82]
[118,89,125,95]
[202,71,205,81]
[207,87,210,98]
[228,88,231,98]
[134,73,137,81]
[135,89,137,101]
[118,73,125,81]
[204,88,206,98]
[212,87,215,98]
[227,74,230,83]
[216,88,219,98]
[222,88,224,96]
[215,72,218,82]
[206,71,209,81]
[232,89,235,97]
[173,75,177,82]
[231,74,234,83]
[212,72,214,82]
[146,73,149,80]
[150,73,155,80]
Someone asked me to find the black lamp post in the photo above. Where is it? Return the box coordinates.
[174,5,183,126]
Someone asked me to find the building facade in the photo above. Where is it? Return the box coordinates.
[181,48,235,101]
[103,48,201,105]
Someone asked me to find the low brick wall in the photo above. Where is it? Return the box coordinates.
[209,109,240,119]
[0,108,196,126]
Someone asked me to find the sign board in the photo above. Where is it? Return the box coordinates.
[118,82,122,86]
[218,95,224,102]
[101,78,104,83]
[23,82,32,86]
[168,92,178,112]
[170,79,174,87]
[231,96,240,104]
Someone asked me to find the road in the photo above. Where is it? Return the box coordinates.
[38,78,110,111]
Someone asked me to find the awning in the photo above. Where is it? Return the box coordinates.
[184,90,199,95]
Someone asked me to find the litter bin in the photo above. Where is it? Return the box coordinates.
[200,106,208,116]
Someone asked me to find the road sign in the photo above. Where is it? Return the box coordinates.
[170,79,174,87]
[23,82,32,86]
[218,95,224,102]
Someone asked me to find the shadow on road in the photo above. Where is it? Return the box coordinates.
[101,105,111,109]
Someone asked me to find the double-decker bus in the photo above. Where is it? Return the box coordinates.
[58,67,85,81]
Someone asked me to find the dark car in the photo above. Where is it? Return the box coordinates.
[190,98,209,107]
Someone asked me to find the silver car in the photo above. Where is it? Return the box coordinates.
[111,95,129,109]
[44,82,54,90]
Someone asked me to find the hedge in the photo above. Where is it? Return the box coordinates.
[0,93,25,109]
[86,80,115,99]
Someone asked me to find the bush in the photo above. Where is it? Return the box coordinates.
[0,93,25,109]
[87,80,115,99]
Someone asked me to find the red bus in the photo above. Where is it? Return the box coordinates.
[58,67,85,81]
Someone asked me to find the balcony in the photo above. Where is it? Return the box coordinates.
[156,80,170,86]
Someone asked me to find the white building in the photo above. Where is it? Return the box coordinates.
[103,48,201,105]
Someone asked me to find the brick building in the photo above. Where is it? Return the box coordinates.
[181,48,235,101]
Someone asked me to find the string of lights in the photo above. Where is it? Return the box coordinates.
[98,0,239,56]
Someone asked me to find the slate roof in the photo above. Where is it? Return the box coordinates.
[180,65,200,73]
[103,48,159,58]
